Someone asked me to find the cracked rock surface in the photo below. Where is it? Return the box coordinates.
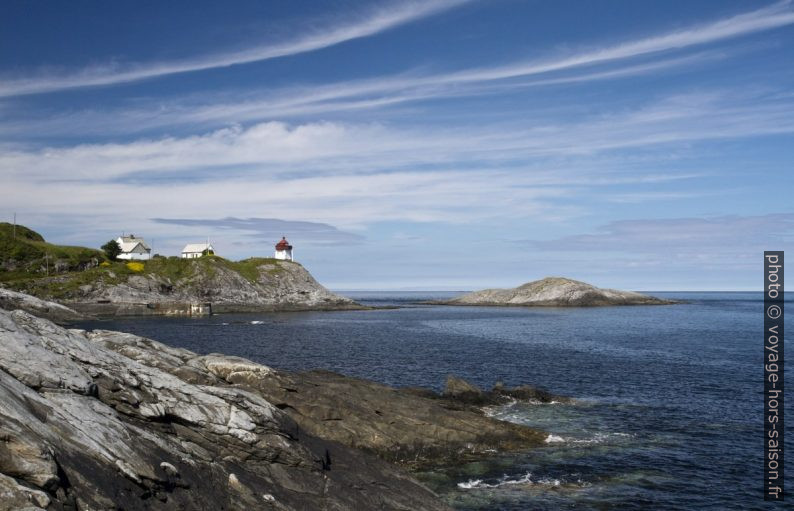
[69,259,359,313]
[0,307,448,510]
[0,288,84,324]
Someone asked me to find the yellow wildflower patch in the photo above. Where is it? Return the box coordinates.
[126,262,145,272]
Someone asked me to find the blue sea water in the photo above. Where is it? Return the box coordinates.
[75,292,791,510]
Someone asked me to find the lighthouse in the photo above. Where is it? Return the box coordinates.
[274,237,293,261]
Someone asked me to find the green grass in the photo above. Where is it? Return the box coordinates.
[223,257,285,282]
[0,223,105,281]
[0,223,295,298]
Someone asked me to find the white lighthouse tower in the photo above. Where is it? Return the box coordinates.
[274,237,293,261]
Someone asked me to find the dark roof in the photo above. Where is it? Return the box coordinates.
[275,237,292,250]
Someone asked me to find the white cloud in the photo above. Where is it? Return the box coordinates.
[1,92,791,261]
[4,0,791,104]
[441,0,794,85]
[0,0,470,97]
[2,90,792,182]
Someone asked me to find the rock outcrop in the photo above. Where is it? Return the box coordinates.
[0,295,552,510]
[0,308,447,510]
[0,288,84,323]
[441,375,572,407]
[11,256,360,315]
[441,277,675,307]
[80,259,357,313]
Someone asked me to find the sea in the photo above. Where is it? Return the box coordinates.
[75,291,791,510]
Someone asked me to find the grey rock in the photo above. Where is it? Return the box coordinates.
[443,276,676,307]
[439,376,570,407]
[64,259,361,314]
[0,307,449,510]
[89,334,549,468]
[0,288,84,324]
[443,374,484,401]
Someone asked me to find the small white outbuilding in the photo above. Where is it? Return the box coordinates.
[116,235,151,260]
[181,243,215,259]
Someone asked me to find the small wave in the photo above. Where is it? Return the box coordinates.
[250,320,264,325]
[483,397,565,418]
[570,431,633,445]
[457,479,484,489]
[542,431,634,446]
[457,472,566,490]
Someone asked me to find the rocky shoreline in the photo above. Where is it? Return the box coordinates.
[0,294,559,510]
[4,257,366,318]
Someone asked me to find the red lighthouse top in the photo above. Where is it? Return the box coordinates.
[275,237,292,251]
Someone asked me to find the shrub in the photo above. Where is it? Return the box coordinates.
[101,240,122,261]
[126,261,144,272]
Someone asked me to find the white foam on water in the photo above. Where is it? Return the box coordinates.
[569,431,634,445]
[457,472,583,490]
[499,473,535,487]
[457,479,484,489]
[250,320,264,325]
[545,434,565,443]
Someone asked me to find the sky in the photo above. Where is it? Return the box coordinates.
[1,0,793,291]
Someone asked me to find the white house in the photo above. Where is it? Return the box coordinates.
[274,237,293,261]
[116,235,151,260]
[181,242,215,259]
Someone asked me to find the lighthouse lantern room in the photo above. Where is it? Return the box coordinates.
[274,237,293,261]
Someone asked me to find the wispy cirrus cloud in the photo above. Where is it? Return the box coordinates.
[1,1,791,102]
[0,0,470,98]
[441,0,794,85]
[1,1,790,135]
[2,90,792,183]
[0,51,726,139]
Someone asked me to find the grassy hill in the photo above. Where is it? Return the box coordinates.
[0,223,289,300]
[0,222,104,278]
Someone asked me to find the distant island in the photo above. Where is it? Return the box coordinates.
[0,223,358,316]
[437,276,676,307]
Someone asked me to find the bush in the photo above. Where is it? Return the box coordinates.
[126,262,144,272]
[101,240,122,261]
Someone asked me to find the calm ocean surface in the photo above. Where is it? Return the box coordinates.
[76,292,791,510]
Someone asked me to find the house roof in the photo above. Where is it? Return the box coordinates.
[182,243,214,253]
[116,236,151,252]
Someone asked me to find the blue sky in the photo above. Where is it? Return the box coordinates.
[1,0,792,290]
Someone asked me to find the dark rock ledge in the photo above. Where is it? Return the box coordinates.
[0,297,555,510]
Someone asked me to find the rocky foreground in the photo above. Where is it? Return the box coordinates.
[441,277,675,307]
[0,288,85,323]
[0,297,554,510]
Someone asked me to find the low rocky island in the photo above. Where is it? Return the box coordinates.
[0,293,557,510]
[438,276,675,307]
